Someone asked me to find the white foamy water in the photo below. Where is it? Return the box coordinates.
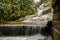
[23,2,53,26]
[34,0,40,4]
[0,34,47,40]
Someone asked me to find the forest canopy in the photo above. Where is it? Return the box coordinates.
[0,0,36,21]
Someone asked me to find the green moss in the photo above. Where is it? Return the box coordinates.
[7,21,33,24]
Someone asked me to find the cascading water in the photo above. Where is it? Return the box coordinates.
[0,0,53,40]
[23,0,53,26]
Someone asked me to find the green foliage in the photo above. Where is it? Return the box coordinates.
[20,0,36,16]
[0,0,36,21]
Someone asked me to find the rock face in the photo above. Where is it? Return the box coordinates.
[0,24,52,40]
[23,3,53,27]
[0,20,52,36]
[0,25,45,36]
[53,0,60,40]
[53,0,60,21]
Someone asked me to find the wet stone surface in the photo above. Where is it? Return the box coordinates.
[0,25,47,36]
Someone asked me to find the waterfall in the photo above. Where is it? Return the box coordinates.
[0,0,53,40]
[37,3,45,17]
[0,25,45,36]
[34,0,44,17]
[23,1,53,25]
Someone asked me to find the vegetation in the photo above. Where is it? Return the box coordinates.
[0,0,52,24]
[0,0,36,23]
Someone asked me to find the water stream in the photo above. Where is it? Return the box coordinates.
[23,0,53,26]
[0,0,53,40]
